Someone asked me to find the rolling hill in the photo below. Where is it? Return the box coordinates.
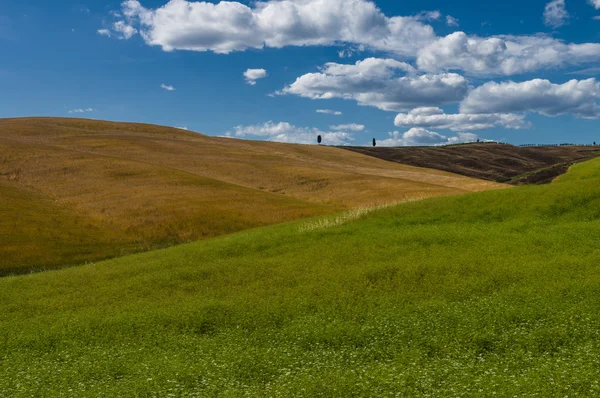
[346,143,600,184]
[0,117,503,274]
[2,157,600,396]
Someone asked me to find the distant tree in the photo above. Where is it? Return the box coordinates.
[317,135,322,144]
[372,138,377,147]
[477,139,480,143]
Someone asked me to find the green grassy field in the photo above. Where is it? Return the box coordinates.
[2,159,600,396]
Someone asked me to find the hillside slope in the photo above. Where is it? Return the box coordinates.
[2,158,600,396]
[0,118,503,274]
[346,143,600,184]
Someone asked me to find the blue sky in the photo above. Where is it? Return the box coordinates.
[2,0,600,146]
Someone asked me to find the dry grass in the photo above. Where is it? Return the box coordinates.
[297,197,431,232]
[0,117,506,273]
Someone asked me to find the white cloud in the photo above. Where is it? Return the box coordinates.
[110,0,436,57]
[103,0,600,78]
[113,20,138,39]
[97,29,111,37]
[417,32,600,76]
[230,121,355,145]
[244,68,268,85]
[316,109,342,115]
[394,107,528,131]
[161,83,175,91]
[589,0,600,20]
[176,126,188,130]
[446,15,459,27]
[330,123,365,131]
[68,108,94,114]
[460,78,600,118]
[446,132,482,145]
[338,49,357,58]
[544,0,569,28]
[415,11,441,22]
[566,67,600,76]
[281,58,469,112]
[378,128,480,147]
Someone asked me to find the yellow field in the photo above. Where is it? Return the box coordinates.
[0,117,505,273]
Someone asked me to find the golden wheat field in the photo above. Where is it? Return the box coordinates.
[0,117,505,274]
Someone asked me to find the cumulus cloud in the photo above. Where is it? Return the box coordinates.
[109,0,436,56]
[394,107,528,131]
[337,47,363,58]
[229,121,355,145]
[330,123,365,131]
[544,0,569,28]
[244,68,268,85]
[378,128,480,147]
[113,20,138,39]
[102,0,600,77]
[460,78,600,118]
[98,22,137,39]
[316,109,342,115]
[417,32,600,76]
[68,108,94,113]
[446,15,459,27]
[415,11,441,22]
[161,83,175,91]
[591,0,600,19]
[280,58,469,112]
